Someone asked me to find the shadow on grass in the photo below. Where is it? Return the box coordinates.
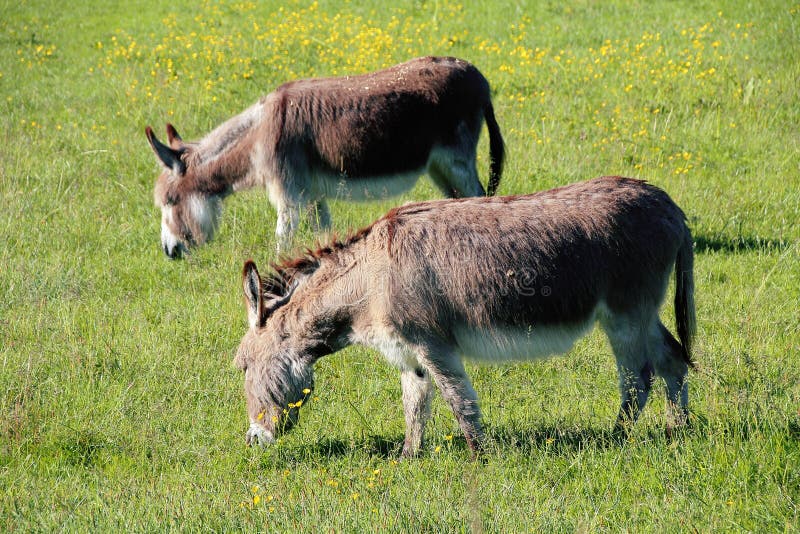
[310,434,402,458]
[56,428,121,467]
[263,434,404,465]
[694,233,791,254]
[483,422,708,456]
[485,425,623,455]
[260,422,707,465]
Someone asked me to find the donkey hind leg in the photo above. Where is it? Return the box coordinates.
[654,321,690,435]
[417,342,484,454]
[428,155,484,198]
[275,203,300,253]
[428,120,485,198]
[306,200,332,234]
[400,367,435,458]
[603,316,657,435]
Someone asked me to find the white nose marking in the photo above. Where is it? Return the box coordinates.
[246,422,275,447]
[161,221,180,254]
[161,206,181,254]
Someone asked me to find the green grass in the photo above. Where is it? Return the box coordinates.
[2,0,799,530]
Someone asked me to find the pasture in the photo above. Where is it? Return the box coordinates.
[1,0,798,530]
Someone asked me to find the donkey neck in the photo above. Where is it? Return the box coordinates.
[274,252,370,360]
[188,101,267,195]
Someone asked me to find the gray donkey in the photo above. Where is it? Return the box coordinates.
[146,56,504,258]
[234,176,696,456]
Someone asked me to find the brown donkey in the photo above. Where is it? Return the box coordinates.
[234,177,696,456]
[145,56,504,258]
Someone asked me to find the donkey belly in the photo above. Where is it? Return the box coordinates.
[453,320,596,364]
[312,169,424,201]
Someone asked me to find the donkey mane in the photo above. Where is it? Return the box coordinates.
[262,224,375,295]
[156,107,265,205]
[186,101,264,167]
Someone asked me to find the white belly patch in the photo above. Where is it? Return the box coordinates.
[453,321,595,363]
[352,324,421,372]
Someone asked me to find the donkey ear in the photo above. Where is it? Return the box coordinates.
[165,123,183,149]
[263,278,300,317]
[242,260,264,330]
[145,126,186,175]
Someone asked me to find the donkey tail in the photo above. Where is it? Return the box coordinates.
[674,226,696,368]
[484,102,505,196]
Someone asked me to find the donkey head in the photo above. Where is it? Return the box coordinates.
[235,260,313,446]
[146,124,221,259]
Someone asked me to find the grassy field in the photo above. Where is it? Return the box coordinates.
[2,0,799,530]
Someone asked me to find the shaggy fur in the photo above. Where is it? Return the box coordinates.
[146,56,505,258]
[234,177,696,455]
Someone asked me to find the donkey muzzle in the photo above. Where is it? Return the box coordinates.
[163,242,187,260]
[246,422,275,447]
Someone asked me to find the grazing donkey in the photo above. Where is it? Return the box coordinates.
[145,56,504,258]
[234,176,696,456]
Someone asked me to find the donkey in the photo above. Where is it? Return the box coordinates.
[234,176,696,456]
[145,56,504,259]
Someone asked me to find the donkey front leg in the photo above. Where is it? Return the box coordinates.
[418,344,484,454]
[400,367,435,458]
[275,203,300,253]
